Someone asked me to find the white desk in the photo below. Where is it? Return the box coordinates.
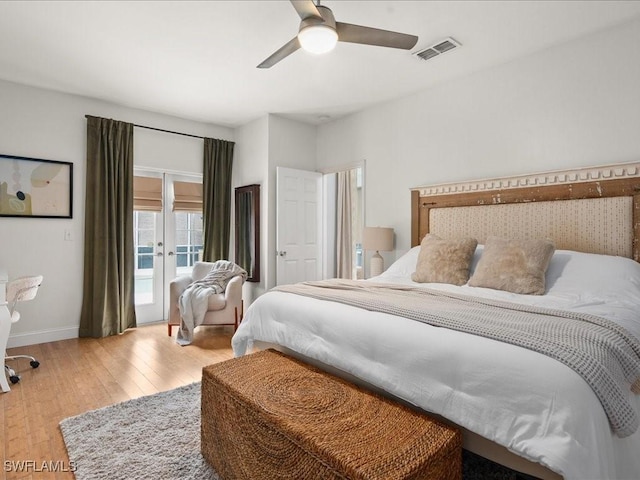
[1,269,11,392]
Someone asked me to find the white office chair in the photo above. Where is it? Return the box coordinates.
[4,275,42,385]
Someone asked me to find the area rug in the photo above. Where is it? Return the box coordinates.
[60,382,534,480]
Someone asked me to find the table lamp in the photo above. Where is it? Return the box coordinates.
[362,227,394,277]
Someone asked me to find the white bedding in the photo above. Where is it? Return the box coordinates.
[232,248,640,480]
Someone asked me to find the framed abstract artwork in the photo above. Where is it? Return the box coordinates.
[0,154,73,218]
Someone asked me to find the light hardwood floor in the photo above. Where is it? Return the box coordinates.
[1,323,235,480]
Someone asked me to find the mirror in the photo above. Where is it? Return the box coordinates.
[235,184,260,282]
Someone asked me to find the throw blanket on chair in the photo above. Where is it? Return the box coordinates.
[177,261,247,346]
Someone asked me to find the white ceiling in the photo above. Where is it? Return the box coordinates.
[1,1,639,128]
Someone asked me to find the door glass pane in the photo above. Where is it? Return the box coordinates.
[134,211,156,305]
[175,211,203,276]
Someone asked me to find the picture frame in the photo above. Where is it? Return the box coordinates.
[0,154,73,218]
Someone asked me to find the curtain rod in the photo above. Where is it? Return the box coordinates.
[84,115,206,140]
[135,123,206,139]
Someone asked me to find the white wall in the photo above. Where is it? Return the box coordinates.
[232,114,318,304]
[0,79,233,347]
[316,18,640,264]
[233,116,269,305]
[266,115,318,289]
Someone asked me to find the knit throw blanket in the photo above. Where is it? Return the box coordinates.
[274,279,640,437]
[177,261,247,346]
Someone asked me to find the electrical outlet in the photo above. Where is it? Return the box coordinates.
[64,229,72,241]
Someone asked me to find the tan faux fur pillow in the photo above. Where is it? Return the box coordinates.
[411,234,478,286]
[468,237,555,295]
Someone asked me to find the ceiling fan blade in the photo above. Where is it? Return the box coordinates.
[336,22,418,50]
[257,37,301,69]
[290,0,322,20]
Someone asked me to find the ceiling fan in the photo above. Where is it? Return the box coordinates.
[258,0,418,68]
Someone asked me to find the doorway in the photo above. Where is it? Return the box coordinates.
[322,165,365,280]
[133,170,203,323]
[275,165,365,285]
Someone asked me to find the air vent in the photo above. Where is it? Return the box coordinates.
[413,37,460,62]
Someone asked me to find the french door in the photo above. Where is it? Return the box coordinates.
[133,170,203,324]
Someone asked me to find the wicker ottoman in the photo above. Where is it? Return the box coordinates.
[201,349,461,480]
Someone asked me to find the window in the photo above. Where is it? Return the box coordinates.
[175,212,203,275]
[134,211,157,304]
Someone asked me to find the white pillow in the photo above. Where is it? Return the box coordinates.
[546,249,640,295]
[380,246,421,278]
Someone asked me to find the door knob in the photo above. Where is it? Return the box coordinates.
[157,242,163,247]
[167,251,174,256]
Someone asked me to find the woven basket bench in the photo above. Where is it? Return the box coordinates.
[201,349,461,480]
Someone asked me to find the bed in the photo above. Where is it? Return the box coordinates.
[232,162,640,480]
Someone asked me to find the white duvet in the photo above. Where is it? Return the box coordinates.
[232,248,640,480]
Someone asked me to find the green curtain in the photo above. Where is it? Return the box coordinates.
[79,116,136,337]
[202,137,235,262]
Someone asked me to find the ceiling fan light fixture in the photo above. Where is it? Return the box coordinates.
[298,24,338,54]
[257,0,418,68]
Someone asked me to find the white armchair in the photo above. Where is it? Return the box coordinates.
[168,262,243,336]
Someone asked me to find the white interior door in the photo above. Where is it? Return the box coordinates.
[276,167,323,286]
[134,171,203,324]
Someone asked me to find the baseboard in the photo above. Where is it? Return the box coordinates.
[7,326,79,348]
[6,321,167,348]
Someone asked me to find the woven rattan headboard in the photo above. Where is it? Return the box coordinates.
[411,162,640,262]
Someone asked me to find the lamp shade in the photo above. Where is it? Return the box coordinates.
[362,227,394,252]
